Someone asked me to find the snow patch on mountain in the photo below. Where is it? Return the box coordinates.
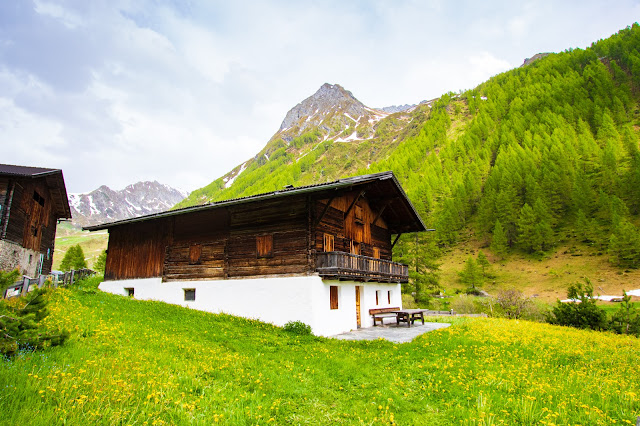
[68,181,189,227]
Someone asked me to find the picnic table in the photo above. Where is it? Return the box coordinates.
[369,307,429,327]
[393,309,427,327]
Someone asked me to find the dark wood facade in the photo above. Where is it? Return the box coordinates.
[90,172,426,283]
[0,165,72,275]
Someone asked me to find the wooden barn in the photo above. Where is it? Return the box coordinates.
[0,164,72,276]
[86,171,426,335]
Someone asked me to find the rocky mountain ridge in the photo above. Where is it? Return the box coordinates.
[69,181,188,227]
[274,83,389,144]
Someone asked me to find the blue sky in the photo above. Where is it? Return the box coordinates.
[1,0,639,193]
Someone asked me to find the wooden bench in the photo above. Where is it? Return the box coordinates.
[369,307,401,326]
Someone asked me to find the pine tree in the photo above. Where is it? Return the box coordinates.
[0,288,70,356]
[609,291,640,336]
[93,250,107,273]
[609,219,640,268]
[476,251,491,279]
[490,220,508,259]
[59,245,88,272]
[0,269,21,294]
[458,256,483,293]
[517,203,541,253]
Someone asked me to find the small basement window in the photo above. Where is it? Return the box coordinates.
[375,290,381,305]
[184,288,196,301]
[329,285,339,310]
[125,288,134,297]
[387,290,391,304]
[257,234,273,258]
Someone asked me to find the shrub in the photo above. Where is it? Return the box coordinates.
[495,288,531,319]
[283,320,312,336]
[546,278,608,331]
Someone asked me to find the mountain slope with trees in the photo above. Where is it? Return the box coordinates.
[177,24,640,296]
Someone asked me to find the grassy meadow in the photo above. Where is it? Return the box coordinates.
[1,277,638,425]
[438,235,640,303]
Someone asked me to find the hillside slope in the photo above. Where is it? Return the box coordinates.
[1,284,637,424]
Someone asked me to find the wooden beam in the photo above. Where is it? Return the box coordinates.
[314,194,336,227]
[344,190,366,218]
[391,233,402,248]
[371,201,390,226]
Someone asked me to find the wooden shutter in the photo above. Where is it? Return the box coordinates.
[373,247,380,259]
[330,286,339,310]
[350,241,360,255]
[323,233,335,252]
[354,204,364,224]
[189,244,202,264]
[257,235,273,258]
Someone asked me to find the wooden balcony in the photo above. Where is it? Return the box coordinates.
[316,251,409,283]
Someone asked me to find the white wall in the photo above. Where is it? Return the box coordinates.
[99,276,403,337]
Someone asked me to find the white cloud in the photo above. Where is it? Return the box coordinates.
[0,0,638,194]
[34,0,84,29]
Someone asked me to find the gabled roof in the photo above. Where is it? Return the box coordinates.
[84,171,426,234]
[0,163,72,219]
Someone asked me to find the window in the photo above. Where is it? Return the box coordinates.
[257,234,273,258]
[184,288,196,301]
[387,290,391,304]
[125,288,134,297]
[323,233,335,252]
[329,285,339,310]
[31,225,38,237]
[32,191,45,207]
[375,290,380,305]
[372,247,380,259]
[189,244,202,265]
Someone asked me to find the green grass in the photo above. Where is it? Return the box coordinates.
[1,279,638,425]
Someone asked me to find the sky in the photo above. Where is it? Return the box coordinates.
[1,1,639,194]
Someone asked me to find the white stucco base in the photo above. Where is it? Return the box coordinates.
[99,275,403,336]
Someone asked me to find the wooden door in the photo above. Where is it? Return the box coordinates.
[355,286,361,328]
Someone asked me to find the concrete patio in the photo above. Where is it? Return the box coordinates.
[332,322,451,343]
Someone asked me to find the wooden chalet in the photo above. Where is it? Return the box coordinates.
[0,164,72,276]
[87,171,426,335]
[87,171,424,282]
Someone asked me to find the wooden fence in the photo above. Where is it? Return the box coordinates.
[2,268,95,299]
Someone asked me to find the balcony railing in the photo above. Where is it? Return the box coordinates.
[316,251,409,283]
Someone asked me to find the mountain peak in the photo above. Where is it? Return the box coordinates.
[68,181,189,227]
[277,83,387,141]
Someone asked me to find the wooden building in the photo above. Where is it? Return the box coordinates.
[0,164,72,276]
[87,171,426,335]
